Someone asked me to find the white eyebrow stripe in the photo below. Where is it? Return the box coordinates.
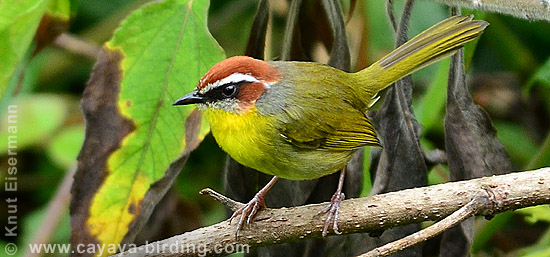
[220,73,258,85]
[200,73,258,94]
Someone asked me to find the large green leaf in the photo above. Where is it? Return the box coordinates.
[70,0,224,255]
[0,0,50,99]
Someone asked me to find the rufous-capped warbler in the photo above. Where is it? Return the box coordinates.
[174,15,487,236]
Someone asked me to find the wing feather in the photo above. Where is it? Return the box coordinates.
[278,95,381,150]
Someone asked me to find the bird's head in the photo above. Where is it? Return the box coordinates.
[173,56,281,114]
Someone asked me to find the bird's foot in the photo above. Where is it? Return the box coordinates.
[229,192,266,236]
[317,191,345,237]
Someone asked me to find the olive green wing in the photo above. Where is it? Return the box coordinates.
[278,95,381,151]
[263,61,381,151]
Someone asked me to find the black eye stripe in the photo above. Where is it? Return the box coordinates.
[202,81,251,101]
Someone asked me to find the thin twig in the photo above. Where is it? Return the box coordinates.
[23,166,76,257]
[424,149,447,166]
[53,33,101,60]
[359,190,490,257]
[199,188,244,212]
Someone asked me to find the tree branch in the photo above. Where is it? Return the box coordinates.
[112,167,550,257]
[429,0,550,22]
[360,189,490,257]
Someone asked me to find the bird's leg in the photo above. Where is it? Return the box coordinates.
[229,176,279,236]
[317,167,346,237]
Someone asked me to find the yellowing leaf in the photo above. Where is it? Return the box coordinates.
[71,0,224,255]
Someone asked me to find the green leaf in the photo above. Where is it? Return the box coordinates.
[46,0,71,20]
[525,56,550,95]
[0,0,50,99]
[47,125,84,168]
[73,0,224,253]
[471,211,514,253]
[517,227,550,257]
[516,205,550,224]
[494,121,538,167]
[360,146,371,197]
[527,132,550,169]
[524,57,550,117]
[483,15,537,73]
[520,248,550,257]
[415,59,448,132]
[0,94,68,154]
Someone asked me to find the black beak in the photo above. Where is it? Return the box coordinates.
[173,90,206,105]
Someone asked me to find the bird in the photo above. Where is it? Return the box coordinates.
[173,15,488,237]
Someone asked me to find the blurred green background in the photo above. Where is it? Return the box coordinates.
[1,0,549,256]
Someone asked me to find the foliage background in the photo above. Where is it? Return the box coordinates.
[1,0,549,256]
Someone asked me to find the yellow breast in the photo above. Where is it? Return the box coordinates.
[202,107,275,171]
[201,106,353,180]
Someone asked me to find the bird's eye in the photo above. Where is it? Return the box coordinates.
[222,85,237,98]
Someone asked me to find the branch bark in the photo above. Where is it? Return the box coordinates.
[360,189,489,257]
[429,0,550,22]
[112,167,550,257]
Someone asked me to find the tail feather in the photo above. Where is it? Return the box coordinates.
[356,15,488,97]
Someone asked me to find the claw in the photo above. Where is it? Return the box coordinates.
[229,196,264,236]
[228,176,279,237]
[248,201,261,224]
[317,192,345,236]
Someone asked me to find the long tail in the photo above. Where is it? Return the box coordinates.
[356,15,488,97]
